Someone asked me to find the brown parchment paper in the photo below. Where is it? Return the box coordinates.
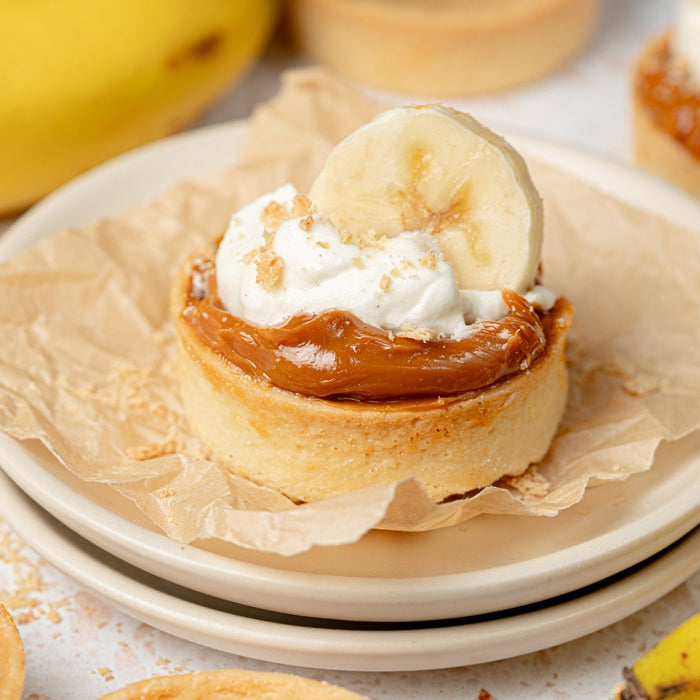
[1,68,699,555]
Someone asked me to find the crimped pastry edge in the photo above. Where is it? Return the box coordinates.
[96,669,368,700]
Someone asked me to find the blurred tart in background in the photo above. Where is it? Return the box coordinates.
[287,0,599,96]
[633,0,700,200]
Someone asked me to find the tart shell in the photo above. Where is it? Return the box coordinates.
[287,0,599,96]
[171,255,572,504]
[97,669,368,700]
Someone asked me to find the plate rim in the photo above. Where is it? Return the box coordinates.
[2,432,700,622]
[2,467,699,672]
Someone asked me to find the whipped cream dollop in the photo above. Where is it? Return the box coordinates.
[672,0,700,82]
[215,185,554,341]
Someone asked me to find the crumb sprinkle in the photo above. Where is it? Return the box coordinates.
[262,228,276,248]
[420,250,438,269]
[501,466,550,497]
[96,667,114,682]
[299,215,315,233]
[127,439,184,461]
[398,324,434,341]
[291,193,315,218]
[260,200,288,230]
[253,246,284,290]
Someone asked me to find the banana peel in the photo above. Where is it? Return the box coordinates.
[618,612,700,699]
[0,0,279,215]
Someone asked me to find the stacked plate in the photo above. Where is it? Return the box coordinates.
[0,122,699,672]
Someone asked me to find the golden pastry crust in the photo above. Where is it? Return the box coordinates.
[171,255,572,504]
[96,669,369,700]
[287,0,599,95]
[633,32,700,200]
[0,604,25,700]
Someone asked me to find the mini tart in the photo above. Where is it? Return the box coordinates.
[286,0,599,96]
[633,32,700,200]
[96,669,368,700]
[171,254,572,504]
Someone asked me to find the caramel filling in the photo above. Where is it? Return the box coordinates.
[181,254,551,401]
[636,36,700,160]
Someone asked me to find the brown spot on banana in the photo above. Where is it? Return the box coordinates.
[652,680,700,697]
[399,142,491,270]
[166,32,223,70]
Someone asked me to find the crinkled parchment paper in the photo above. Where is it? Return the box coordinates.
[1,69,699,555]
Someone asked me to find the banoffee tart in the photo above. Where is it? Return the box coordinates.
[171,106,572,504]
[633,0,700,199]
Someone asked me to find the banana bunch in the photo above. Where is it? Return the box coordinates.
[309,105,543,293]
[619,612,700,699]
[0,0,279,215]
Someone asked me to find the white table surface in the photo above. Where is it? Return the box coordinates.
[2,1,700,698]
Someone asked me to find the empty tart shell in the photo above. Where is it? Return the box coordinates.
[171,249,572,504]
[287,0,599,95]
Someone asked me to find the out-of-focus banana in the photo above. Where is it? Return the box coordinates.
[0,0,279,215]
[0,604,25,700]
[619,612,700,699]
[309,105,543,293]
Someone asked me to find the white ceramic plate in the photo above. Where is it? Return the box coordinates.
[1,122,699,623]
[0,473,700,671]
[1,469,699,672]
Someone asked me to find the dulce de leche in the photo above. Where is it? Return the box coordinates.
[181,253,551,401]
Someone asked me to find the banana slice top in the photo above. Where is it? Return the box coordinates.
[310,105,544,294]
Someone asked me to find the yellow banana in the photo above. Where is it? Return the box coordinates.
[620,612,700,699]
[0,0,279,215]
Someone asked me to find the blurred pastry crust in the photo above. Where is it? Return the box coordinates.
[171,254,572,504]
[0,604,25,700]
[96,669,368,699]
[287,0,599,95]
[632,32,700,200]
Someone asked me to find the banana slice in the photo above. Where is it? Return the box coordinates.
[309,105,543,293]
